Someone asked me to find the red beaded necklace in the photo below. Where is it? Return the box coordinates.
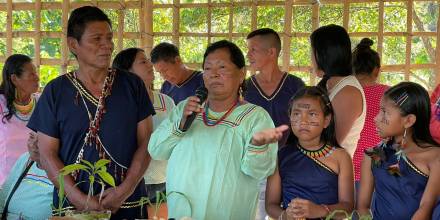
[202,99,239,127]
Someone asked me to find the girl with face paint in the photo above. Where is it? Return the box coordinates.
[357,82,440,220]
[265,86,354,220]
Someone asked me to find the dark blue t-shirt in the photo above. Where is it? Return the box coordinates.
[244,73,305,146]
[27,69,155,219]
[160,71,204,104]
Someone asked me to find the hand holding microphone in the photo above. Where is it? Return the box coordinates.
[179,86,208,132]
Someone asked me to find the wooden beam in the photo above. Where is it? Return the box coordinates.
[60,0,69,74]
[310,0,320,85]
[172,0,180,47]
[283,0,293,72]
[6,0,12,57]
[144,0,153,53]
[116,0,124,52]
[404,0,413,81]
[35,0,41,70]
[436,0,440,87]
[377,0,384,57]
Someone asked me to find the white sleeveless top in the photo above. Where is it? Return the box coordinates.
[328,75,366,158]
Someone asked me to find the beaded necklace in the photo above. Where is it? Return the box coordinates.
[202,99,238,127]
[13,96,36,121]
[297,143,335,159]
[70,69,128,180]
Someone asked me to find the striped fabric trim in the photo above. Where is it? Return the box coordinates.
[24,175,53,186]
[404,158,428,178]
[308,157,337,175]
[65,72,99,106]
[250,73,288,101]
[195,105,258,128]
[154,93,167,112]
[172,122,185,137]
[247,144,269,154]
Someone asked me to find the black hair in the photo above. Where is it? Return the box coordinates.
[352,38,380,75]
[0,54,33,122]
[247,28,282,55]
[150,42,180,64]
[384,82,440,148]
[67,6,112,58]
[310,24,352,91]
[286,86,341,148]
[112,47,144,71]
[202,40,246,96]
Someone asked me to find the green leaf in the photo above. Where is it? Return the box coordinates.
[60,164,89,175]
[57,174,65,216]
[81,160,94,169]
[96,170,116,187]
[94,159,110,170]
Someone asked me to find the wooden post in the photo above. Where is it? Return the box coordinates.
[343,0,349,30]
[435,1,440,88]
[35,0,41,72]
[6,0,12,57]
[172,0,180,47]
[207,0,212,44]
[310,1,320,86]
[117,0,124,52]
[378,0,384,57]
[228,1,233,41]
[139,0,146,49]
[144,0,153,54]
[283,0,293,72]
[251,0,257,31]
[60,0,69,74]
[405,0,413,81]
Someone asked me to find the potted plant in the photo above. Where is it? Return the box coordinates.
[51,159,116,220]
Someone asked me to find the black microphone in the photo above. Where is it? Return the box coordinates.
[181,86,208,132]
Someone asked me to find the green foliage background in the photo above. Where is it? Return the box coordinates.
[0,1,438,90]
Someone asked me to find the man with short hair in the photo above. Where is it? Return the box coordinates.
[151,42,204,104]
[245,28,305,147]
[28,6,154,219]
[244,28,305,220]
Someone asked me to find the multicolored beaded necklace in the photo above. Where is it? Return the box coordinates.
[202,99,239,127]
[13,96,36,121]
[297,143,335,159]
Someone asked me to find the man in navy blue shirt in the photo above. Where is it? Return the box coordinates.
[244,28,305,220]
[27,6,154,219]
[244,28,305,148]
[151,42,204,104]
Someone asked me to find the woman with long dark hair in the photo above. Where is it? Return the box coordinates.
[113,47,175,205]
[310,24,366,159]
[0,54,39,186]
[358,82,440,219]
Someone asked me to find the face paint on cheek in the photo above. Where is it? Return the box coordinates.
[290,118,300,126]
[308,121,321,127]
[380,116,390,125]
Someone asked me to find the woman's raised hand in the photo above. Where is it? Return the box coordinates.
[251,125,289,146]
